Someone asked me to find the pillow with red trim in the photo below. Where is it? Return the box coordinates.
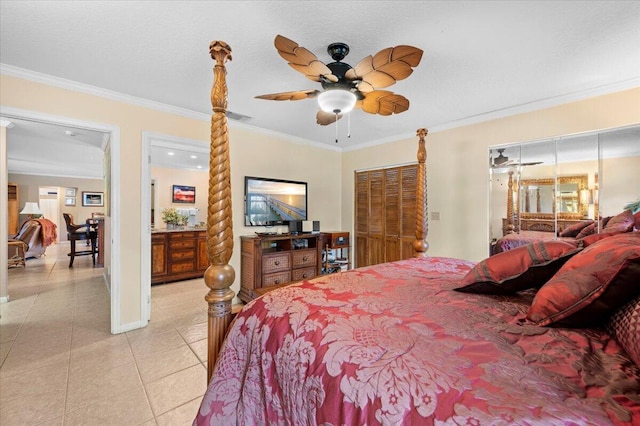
[454,240,581,295]
[603,209,635,233]
[607,295,640,369]
[575,222,596,239]
[527,233,640,327]
[559,220,593,238]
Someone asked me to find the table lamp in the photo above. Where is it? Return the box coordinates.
[20,202,43,219]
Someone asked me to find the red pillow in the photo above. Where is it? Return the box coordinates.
[579,230,628,247]
[527,233,640,327]
[634,211,640,231]
[603,209,635,233]
[454,240,581,295]
[607,295,640,369]
[575,222,596,239]
[559,220,593,238]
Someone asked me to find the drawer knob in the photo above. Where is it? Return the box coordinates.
[302,273,307,278]
[275,280,280,284]
[303,256,308,261]
[274,260,280,265]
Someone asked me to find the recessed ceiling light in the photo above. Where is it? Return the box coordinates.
[190,155,197,159]
[167,152,174,156]
[197,165,202,169]
[65,130,77,137]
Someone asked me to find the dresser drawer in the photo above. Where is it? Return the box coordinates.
[169,232,197,240]
[292,249,316,268]
[292,267,316,282]
[263,253,290,273]
[169,239,196,250]
[170,249,195,261]
[169,260,196,274]
[262,271,291,286]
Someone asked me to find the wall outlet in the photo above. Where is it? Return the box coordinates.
[431,212,440,221]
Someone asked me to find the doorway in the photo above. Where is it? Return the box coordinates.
[39,186,59,236]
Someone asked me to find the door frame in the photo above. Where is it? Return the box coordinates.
[141,132,209,322]
[0,106,122,334]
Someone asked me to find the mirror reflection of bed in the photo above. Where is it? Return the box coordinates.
[489,125,640,255]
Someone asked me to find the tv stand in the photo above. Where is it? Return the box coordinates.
[240,233,321,302]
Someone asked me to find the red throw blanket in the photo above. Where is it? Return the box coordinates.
[36,218,57,247]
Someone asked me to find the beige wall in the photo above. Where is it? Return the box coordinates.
[1,74,342,329]
[342,87,640,262]
[8,173,105,241]
[150,166,208,227]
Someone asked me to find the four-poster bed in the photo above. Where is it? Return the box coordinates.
[196,40,639,425]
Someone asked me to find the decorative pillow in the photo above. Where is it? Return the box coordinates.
[634,211,640,231]
[601,216,612,229]
[607,295,640,369]
[527,233,640,327]
[579,230,628,247]
[603,209,635,233]
[575,222,596,239]
[454,240,581,295]
[559,220,593,238]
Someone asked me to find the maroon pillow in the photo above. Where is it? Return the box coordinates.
[559,220,593,238]
[634,211,640,231]
[575,222,596,239]
[607,295,640,368]
[454,240,581,295]
[601,216,612,229]
[603,209,635,233]
[527,233,640,327]
[579,230,628,247]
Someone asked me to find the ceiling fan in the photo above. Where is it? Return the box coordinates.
[491,148,543,168]
[255,35,423,128]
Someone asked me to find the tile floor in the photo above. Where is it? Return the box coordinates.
[1,242,210,425]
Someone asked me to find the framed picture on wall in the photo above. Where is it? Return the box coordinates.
[65,187,77,197]
[172,185,196,203]
[65,197,76,206]
[82,191,104,207]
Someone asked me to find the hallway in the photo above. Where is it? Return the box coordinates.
[1,243,208,425]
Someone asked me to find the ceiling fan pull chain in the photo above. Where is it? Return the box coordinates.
[347,113,351,138]
[335,113,339,143]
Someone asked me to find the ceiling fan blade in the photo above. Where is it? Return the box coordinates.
[361,91,409,115]
[274,35,335,82]
[316,110,343,126]
[345,45,423,89]
[255,89,320,101]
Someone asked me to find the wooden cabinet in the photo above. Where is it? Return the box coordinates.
[240,233,321,302]
[151,230,208,284]
[355,165,417,268]
[321,231,350,274]
[8,182,19,236]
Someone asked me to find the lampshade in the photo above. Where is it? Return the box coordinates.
[20,202,42,215]
[317,90,357,114]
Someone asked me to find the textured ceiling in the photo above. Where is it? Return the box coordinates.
[2,1,639,177]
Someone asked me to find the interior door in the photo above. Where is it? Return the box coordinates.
[39,186,59,242]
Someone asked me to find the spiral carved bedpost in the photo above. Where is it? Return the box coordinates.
[413,128,429,257]
[506,170,515,234]
[204,40,235,382]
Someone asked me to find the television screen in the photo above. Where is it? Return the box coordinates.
[244,176,307,226]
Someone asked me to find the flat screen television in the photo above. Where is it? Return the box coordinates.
[244,176,308,227]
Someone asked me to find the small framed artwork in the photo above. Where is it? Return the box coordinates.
[172,185,196,203]
[82,191,104,207]
[65,197,76,206]
[65,187,77,197]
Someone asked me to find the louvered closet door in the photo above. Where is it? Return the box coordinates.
[355,172,369,267]
[354,164,418,268]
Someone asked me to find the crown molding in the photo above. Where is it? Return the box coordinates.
[2,63,638,153]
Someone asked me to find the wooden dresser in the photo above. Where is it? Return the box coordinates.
[239,233,321,302]
[8,183,19,236]
[151,229,208,284]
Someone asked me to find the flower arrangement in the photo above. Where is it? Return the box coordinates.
[161,208,188,226]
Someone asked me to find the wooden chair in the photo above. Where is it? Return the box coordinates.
[63,213,97,267]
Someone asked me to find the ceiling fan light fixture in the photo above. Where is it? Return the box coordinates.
[318,89,357,114]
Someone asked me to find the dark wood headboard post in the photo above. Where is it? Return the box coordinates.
[413,128,429,257]
[505,170,515,234]
[204,40,236,382]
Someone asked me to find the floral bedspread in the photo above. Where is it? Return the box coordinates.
[195,257,640,425]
